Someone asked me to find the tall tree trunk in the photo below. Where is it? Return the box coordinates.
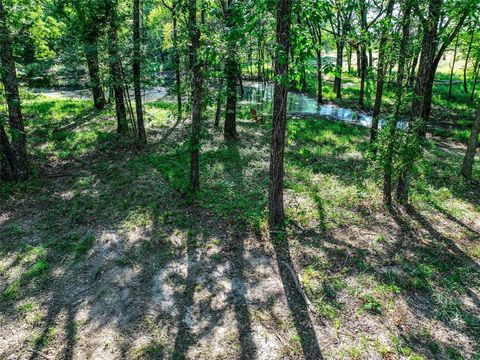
[448,32,459,99]
[396,0,442,204]
[133,0,146,143]
[238,63,245,97]
[223,0,239,141]
[407,51,419,87]
[461,106,480,178]
[108,8,128,134]
[189,0,202,191]
[471,59,479,101]
[371,0,395,142]
[84,38,106,110]
[347,46,352,73]
[333,41,344,99]
[356,46,361,77]
[0,0,28,180]
[215,83,222,128]
[420,9,469,137]
[269,0,292,227]
[358,45,367,108]
[0,124,15,181]
[358,0,368,109]
[316,48,323,104]
[463,28,474,94]
[172,6,182,122]
[383,0,412,205]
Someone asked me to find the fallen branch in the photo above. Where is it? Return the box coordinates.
[280,260,316,314]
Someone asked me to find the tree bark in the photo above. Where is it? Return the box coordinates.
[383,0,412,205]
[462,106,480,178]
[189,0,202,191]
[84,38,106,110]
[463,28,474,94]
[420,8,469,137]
[333,41,344,99]
[269,0,292,228]
[316,48,323,104]
[0,124,15,181]
[407,51,419,88]
[396,0,442,204]
[0,0,28,180]
[133,0,146,143]
[371,0,395,142]
[448,32,459,99]
[471,59,479,102]
[223,0,239,141]
[358,44,367,108]
[108,8,128,134]
[358,0,368,109]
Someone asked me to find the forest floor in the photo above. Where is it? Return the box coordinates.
[1,94,479,360]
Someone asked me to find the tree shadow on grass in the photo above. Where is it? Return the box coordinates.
[271,230,323,359]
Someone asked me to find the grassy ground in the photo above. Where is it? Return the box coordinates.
[283,63,479,144]
[0,93,479,359]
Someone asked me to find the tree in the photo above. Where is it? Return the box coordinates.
[71,0,108,110]
[161,0,183,123]
[327,0,353,99]
[382,0,413,205]
[396,0,443,204]
[371,0,395,142]
[268,0,292,227]
[419,1,477,137]
[189,0,202,191]
[305,1,325,104]
[222,0,241,141]
[133,0,146,143]
[107,0,128,134]
[461,105,480,178]
[0,0,28,181]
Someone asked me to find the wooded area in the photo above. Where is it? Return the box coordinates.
[1,0,480,358]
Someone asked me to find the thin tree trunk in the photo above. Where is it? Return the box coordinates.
[358,45,367,108]
[0,124,15,181]
[189,0,202,191]
[407,51,419,87]
[448,33,459,99]
[461,106,480,178]
[215,82,223,128]
[356,46,361,77]
[108,8,128,134]
[224,0,239,141]
[334,41,344,99]
[347,46,352,73]
[371,0,395,142]
[171,7,182,122]
[420,8,469,137]
[358,0,368,109]
[383,0,412,205]
[316,48,323,104]
[84,39,106,110]
[238,63,245,97]
[133,0,146,143]
[269,0,292,228]
[0,0,28,180]
[463,29,474,94]
[397,0,442,204]
[471,59,479,101]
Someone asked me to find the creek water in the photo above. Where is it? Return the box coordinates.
[241,81,400,128]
